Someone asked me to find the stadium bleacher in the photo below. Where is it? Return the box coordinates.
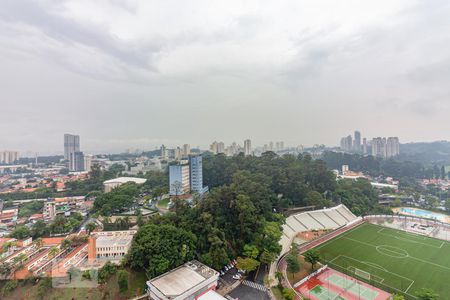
[337,205,357,222]
[322,209,348,226]
[279,205,359,256]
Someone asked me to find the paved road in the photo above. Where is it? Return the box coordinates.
[228,282,270,300]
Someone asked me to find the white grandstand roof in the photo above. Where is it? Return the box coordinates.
[103,177,147,184]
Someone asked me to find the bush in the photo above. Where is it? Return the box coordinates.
[98,261,117,283]
[117,270,129,293]
[282,288,296,300]
[1,280,18,296]
[82,270,92,280]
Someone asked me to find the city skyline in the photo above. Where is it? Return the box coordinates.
[2,1,450,154]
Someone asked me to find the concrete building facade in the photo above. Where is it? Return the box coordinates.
[169,163,190,195]
[189,155,203,194]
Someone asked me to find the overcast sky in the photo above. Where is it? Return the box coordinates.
[1,0,450,155]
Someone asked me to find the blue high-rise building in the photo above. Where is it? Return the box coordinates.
[189,155,203,194]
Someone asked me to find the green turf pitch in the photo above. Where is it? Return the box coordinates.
[314,223,450,298]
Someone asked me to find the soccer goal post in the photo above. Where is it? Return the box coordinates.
[354,268,371,281]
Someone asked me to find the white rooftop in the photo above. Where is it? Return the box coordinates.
[95,234,133,247]
[103,177,147,184]
[148,261,218,298]
[198,290,226,300]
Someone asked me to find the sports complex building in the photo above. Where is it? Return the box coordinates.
[271,204,450,300]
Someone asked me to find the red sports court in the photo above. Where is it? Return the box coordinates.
[296,268,391,300]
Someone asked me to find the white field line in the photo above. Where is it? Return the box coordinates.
[343,236,450,272]
[405,280,415,294]
[337,255,415,284]
[328,254,416,298]
[314,222,369,251]
[378,227,444,249]
[375,245,408,258]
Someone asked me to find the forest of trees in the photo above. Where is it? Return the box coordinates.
[321,151,448,180]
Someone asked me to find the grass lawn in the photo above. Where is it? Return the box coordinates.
[313,222,450,299]
[157,198,170,209]
[271,287,284,300]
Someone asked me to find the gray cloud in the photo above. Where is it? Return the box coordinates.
[0,0,161,70]
[1,0,450,154]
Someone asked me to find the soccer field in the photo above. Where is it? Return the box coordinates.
[314,223,450,298]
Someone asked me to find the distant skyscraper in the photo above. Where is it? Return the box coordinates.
[340,135,353,152]
[189,155,203,194]
[160,145,168,159]
[210,141,218,154]
[183,144,191,157]
[354,131,361,152]
[69,151,85,171]
[64,134,80,160]
[217,142,225,154]
[0,151,19,164]
[371,137,386,158]
[362,138,368,154]
[84,154,93,172]
[244,139,252,156]
[269,141,274,151]
[386,137,400,158]
[174,147,183,160]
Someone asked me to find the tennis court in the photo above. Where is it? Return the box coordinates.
[296,268,390,300]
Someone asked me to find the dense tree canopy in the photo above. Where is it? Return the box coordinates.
[93,182,140,215]
[127,224,197,277]
[322,151,445,180]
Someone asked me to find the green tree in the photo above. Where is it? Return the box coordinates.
[282,288,296,300]
[285,254,300,278]
[48,246,60,258]
[0,262,13,277]
[259,250,277,265]
[128,224,197,277]
[415,288,439,300]
[1,280,18,296]
[392,295,405,300]
[10,225,31,239]
[243,244,259,259]
[31,220,49,239]
[304,249,321,270]
[117,269,129,293]
[85,222,97,234]
[98,261,117,283]
[236,257,260,272]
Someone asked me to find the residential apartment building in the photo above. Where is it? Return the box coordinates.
[0,151,19,164]
[64,134,80,160]
[244,139,252,156]
[169,162,190,195]
[43,196,90,220]
[189,155,204,194]
[354,131,361,152]
[84,154,93,172]
[386,137,400,158]
[183,144,191,157]
[69,151,85,172]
